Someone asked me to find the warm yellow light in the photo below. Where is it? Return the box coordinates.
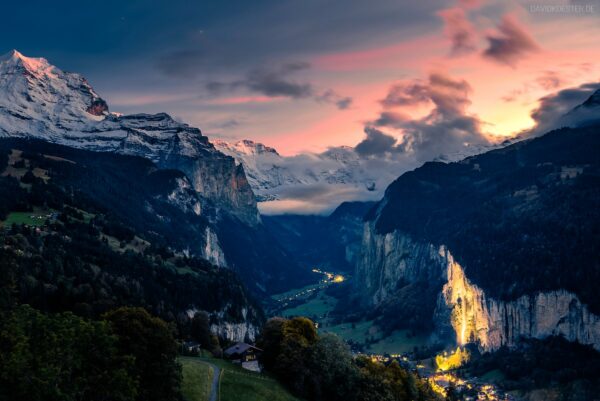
[435,347,469,372]
[428,378,447,397]
[333,275,345,283]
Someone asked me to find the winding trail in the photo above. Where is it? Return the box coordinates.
[206,362,220,401]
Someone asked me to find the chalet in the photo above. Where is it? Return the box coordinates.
[224,342,262,362]
[223,342,263,372]
[182,341,201,354]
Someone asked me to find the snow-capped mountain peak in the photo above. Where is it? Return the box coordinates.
[0,49,111,139]
[0,49,49,73]
[213,139,279,157]
[0,50,259,224]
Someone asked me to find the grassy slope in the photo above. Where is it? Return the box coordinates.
[180,357,214,401]
[271,282,324,302]
[281,291,337,320]
[2,209,52,227]
[367,330,429,354]
[192,357,301,401]
[323,320,429,354]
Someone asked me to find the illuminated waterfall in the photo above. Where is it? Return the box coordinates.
[440,246,491,348]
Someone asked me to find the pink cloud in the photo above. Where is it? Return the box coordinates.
[438,7,478,56]
[536,70,564,90]
[483,14,540,66]
[458,0,482,9]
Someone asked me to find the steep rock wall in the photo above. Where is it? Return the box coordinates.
[355,224,600,351]
[210,322,258,343]
[439,247,600,350]
[204,227,227,267]
[187,307,259,342]
[157,140,259,226]
[355,222,446,305]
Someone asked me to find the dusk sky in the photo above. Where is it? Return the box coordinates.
[3,0,599,156]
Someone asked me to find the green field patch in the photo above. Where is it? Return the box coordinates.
[323,321,429,355]
[220,369,300,401]
[322,320,376,343]
[32,167,50,181]
[2,150,50,183]
[190,357,300,401]
[281,290,337,320]
[2,209,53,228]
[366,329,429,355]
[218,363,300,401]
[174,265,207,277]
[180,357,213,401]
[271,282,324,303]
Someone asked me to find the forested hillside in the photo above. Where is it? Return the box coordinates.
[0,138,266,401]
[368,124,600,312]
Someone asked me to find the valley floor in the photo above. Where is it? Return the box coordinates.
[270,279,520,401]
[271,278,430,356]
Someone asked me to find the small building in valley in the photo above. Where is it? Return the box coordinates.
[223,342,263,372]
[182,341,201,354]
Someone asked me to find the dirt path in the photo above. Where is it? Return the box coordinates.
[206,362,220,401]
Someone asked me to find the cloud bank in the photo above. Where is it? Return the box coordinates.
[367,72,490,162]
[525,81,600,136]
[247,80,600,215]
[206,62,352,109]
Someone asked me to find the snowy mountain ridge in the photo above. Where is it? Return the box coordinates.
[0,49,259,224]
[0,50,207,158]
[212,139,381,203]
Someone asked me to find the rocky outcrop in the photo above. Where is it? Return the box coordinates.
[204,227,227,267]
[164,176,203,217]
[187,307,260,342]
[355,225,600,351]
[158,143,259,225]
[210,321,258,343]
[86,98,109,116]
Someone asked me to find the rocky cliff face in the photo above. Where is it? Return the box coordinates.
[203,227,227,267]
[356,116,600,351]
[158,143,259,225]
[355,226,600,351]
[355,222,446,305]
[210,321,259,343]
[186,306,259,342]
[438,247,600,351]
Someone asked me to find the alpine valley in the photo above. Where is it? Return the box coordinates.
[1,49,600,401]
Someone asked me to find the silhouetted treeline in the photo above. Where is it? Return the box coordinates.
[258,317,442,401]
